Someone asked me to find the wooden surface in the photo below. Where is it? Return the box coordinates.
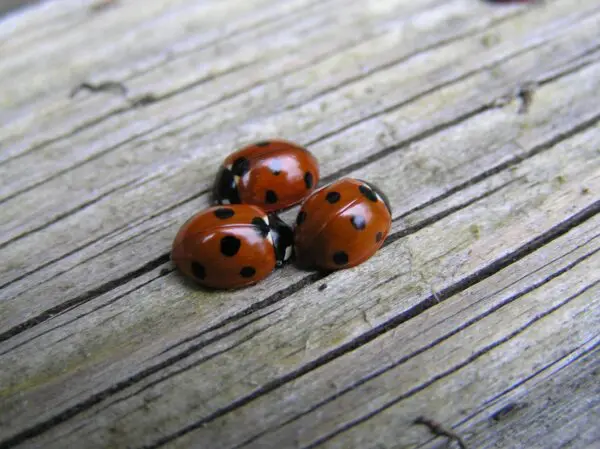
[1,0,599,448]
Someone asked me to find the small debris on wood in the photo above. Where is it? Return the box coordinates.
[129,93,159,108]
[318,283,328,291]
[414,416,468,449]
[516,82,537,114]
[581,187,590,195]
[490,401,528,422]
[70,81,127,98]
[492,82,537,114]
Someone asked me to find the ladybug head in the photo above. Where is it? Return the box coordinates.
[268,214,294,267]
[356,179,392,215]
[213,165,241,205]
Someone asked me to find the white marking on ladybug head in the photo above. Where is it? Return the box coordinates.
[284,245,293,261]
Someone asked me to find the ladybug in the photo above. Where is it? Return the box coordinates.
[213,139,320,212]
[294,178,392,271]
[171,204,293,289]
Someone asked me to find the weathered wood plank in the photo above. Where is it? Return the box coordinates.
[452,344,599,449]
[0,0,432,162]
[0,0,317,114]
[2,3,599,327]
[0,0,520,229]
[1,1,599,448]
[1,89,598,447]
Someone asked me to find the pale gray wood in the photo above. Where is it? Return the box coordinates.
[1,86,599,448]
[2,0,599,322]
[1,0,599,448]
[455,345,599,449]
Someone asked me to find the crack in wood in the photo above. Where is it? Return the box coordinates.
[95,315,286,416]
[1,102,597,383]
[0,272,167,357]
[296,281,599,449]
[0,0,332,168]
[0,177,144,250]
[0,6,530,200]
[231,238,600,449]
[3,21,588,269]
[429,335,600,449]
[1,199,596,449]
[287,9,526,115]
[414,416,468,449]
[4,179,509,358]
[70,81,128,98]
[467,335,600,426]
[4,52,597,316]
[0,187,209,295]
[0,0,435,175]
[1,15,593,284]
[0,254,170,344]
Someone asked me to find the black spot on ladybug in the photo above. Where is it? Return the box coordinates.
[333,251,349,265]
[214,208,235,219]
[220,235,241,257]
[265,190,278,204]
[240,266,256,278]
[326,191,341,203]
[255,141,270,147]
[359,184,378,202]
[296,210,307,225]
[351,215,366,230]
[304,172,314,189]
[232,157,250,177]
[252,217,270,238]
[191,262,206,280]
[376,232,383,243]
[269,159,282,175]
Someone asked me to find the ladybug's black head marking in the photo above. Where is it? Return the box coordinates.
[357,180,392,214]
[296,210,307,226]
[252,217,270,238]
[268,214,294,266]
[213,165,241,205]
[231,157,250,177]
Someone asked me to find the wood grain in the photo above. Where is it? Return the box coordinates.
[1,0,599,448]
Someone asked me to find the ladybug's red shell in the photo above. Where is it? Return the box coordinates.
[213,140,319,212]
[171,205,292,289]
[294,178,392,271]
